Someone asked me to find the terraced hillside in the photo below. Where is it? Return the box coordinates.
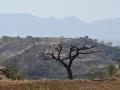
[0,36,119,79]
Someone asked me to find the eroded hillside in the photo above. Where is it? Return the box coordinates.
[0,36,119,79]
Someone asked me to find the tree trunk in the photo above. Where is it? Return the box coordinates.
[66,67,73,79]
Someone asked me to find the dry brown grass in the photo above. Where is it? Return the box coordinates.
[0,80,120,90]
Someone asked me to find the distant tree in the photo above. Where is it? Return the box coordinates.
[34,37,41,41]
[106,64,115,76]
[16,36,21,39]
[84,36,89,39]
[2,36,10,41]
[101,41,105,44]
[60,36,64,38]
[94,39,98,42]
[117,57,120,68]
[107,42,112,46]
[26,36,33,40]
[46,43,99,79]
[26,36,34,43]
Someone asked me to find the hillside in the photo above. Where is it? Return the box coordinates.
[0,37,119,79]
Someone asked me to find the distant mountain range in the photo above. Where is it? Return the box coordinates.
[0,13,120,45]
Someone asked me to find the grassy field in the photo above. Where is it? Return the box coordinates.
[0,80,120,90]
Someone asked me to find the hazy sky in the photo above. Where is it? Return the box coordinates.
[0,0,120,22]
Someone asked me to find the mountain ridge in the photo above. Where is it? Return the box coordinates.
[0,13,120,45]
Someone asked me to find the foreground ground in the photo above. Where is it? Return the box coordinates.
[0,80,120,90]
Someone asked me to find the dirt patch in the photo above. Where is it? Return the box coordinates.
[0,80,120,90]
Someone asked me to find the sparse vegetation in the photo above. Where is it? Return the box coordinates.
[4,63,27,80]
[0,80,120,90]
[0,36,119,90]
[81,71,107,80]
[116,57,120,68]
[0,36,120,79]
[0,36,119,79]
[106,64,116,76]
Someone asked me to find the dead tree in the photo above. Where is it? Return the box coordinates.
[47,43,99,79]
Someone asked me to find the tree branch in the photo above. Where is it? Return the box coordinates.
[79,50,100,54]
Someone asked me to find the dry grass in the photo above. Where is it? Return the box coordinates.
[0,80,120,90]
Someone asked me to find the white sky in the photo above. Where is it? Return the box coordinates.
[0,0,120,22]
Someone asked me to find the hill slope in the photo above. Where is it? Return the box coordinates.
[0,37,119,79]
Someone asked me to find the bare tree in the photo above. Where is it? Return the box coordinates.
[47,43,99,79]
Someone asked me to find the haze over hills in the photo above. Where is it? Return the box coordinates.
[0,13,120,45]
[0,13,119,79]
